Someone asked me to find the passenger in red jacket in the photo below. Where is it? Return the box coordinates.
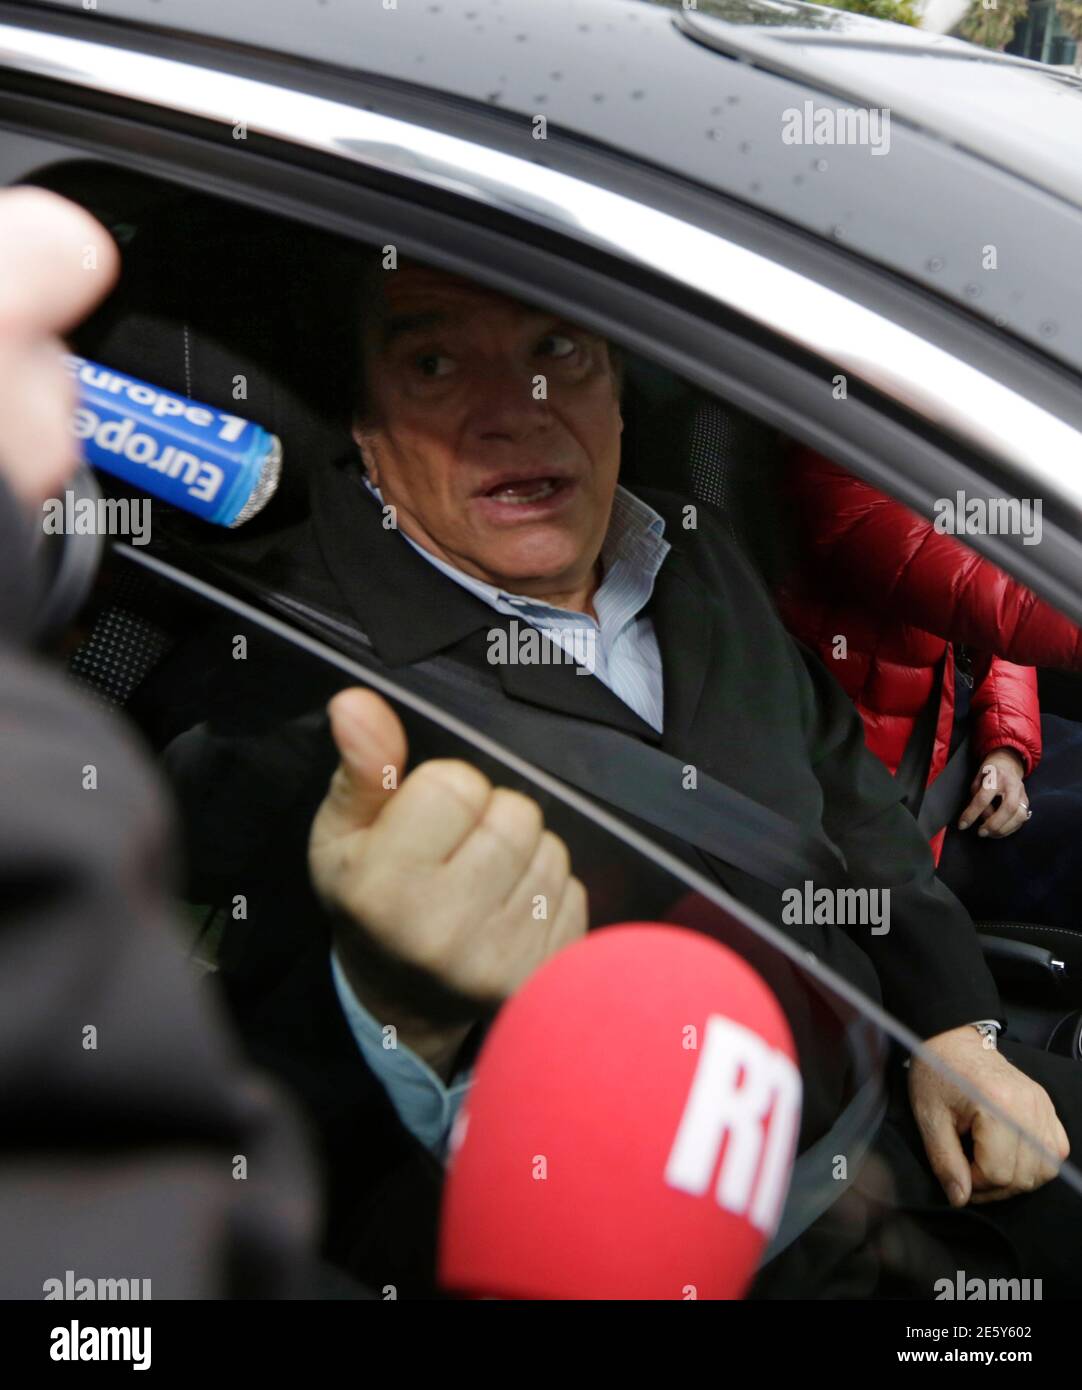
[775,446,1082,928]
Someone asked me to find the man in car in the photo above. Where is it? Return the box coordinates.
[164,254,1080,1297]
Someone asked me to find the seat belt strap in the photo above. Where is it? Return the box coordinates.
[270,593,851,895]
[917,735,973,838]
[893,653,945,817]
[891,651,973,839]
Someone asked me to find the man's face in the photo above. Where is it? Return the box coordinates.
[353,264,623,602]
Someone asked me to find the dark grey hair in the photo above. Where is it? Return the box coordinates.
[351,249,625,425]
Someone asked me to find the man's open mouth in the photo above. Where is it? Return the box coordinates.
[481,477,570,504]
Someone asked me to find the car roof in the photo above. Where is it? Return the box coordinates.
[17,0,1082,200]
[10,0,1082,377]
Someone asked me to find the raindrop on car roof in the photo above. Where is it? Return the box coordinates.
[926,256,945,272]
[812,158,828,171]
[1040,320,1059,337]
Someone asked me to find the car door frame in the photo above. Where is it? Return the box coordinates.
[6,13,1082,1210]
[1,14,1081,623]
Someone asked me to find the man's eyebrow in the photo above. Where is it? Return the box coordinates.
[380,310,452,347]
[378,307,599,349]
[549,317,603,340]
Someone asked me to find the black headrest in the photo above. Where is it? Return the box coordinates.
[620,357,788,582]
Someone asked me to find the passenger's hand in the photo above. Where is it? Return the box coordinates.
[957,747,1029,838]
[308,688,588,1013]
[909,1025,1069,1207]
[0,187,119,506]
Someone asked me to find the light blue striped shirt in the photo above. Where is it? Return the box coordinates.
[331,481,671,1158]
[391,482,670,731]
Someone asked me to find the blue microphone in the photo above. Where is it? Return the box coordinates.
[67,355,281,527]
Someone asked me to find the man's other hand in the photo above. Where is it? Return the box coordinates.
[308,688,588,1014]
[910,1025,1070,1207]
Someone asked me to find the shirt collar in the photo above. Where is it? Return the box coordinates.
[362,475,669,623]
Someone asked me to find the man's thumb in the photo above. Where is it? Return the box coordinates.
[918,1100,972,1208]
[324,688,410,831]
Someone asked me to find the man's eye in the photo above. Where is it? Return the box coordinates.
[415,352,454,378]
[537,333,578,360]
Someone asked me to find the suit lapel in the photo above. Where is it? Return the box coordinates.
[491,536,719,747]
[494,637,660,742]
[311,456,660,742]
[652,546,716,757]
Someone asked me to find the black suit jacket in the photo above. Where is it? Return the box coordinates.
[146,454,1003,1294]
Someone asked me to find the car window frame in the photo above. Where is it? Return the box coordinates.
[2,20,1081,625]
[5,21,1082,1214]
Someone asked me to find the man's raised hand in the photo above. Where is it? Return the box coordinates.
[308,688,588,1012]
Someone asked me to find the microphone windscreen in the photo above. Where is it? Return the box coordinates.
[68,356,280,527]
[439,923,801,1300]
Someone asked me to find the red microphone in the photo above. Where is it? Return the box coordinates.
[438,923,801,1300]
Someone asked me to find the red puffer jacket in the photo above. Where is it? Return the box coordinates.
[775,448,1082,862]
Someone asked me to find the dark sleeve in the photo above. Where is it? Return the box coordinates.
[795,639,1003,1040]
[0,475,320,1299]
